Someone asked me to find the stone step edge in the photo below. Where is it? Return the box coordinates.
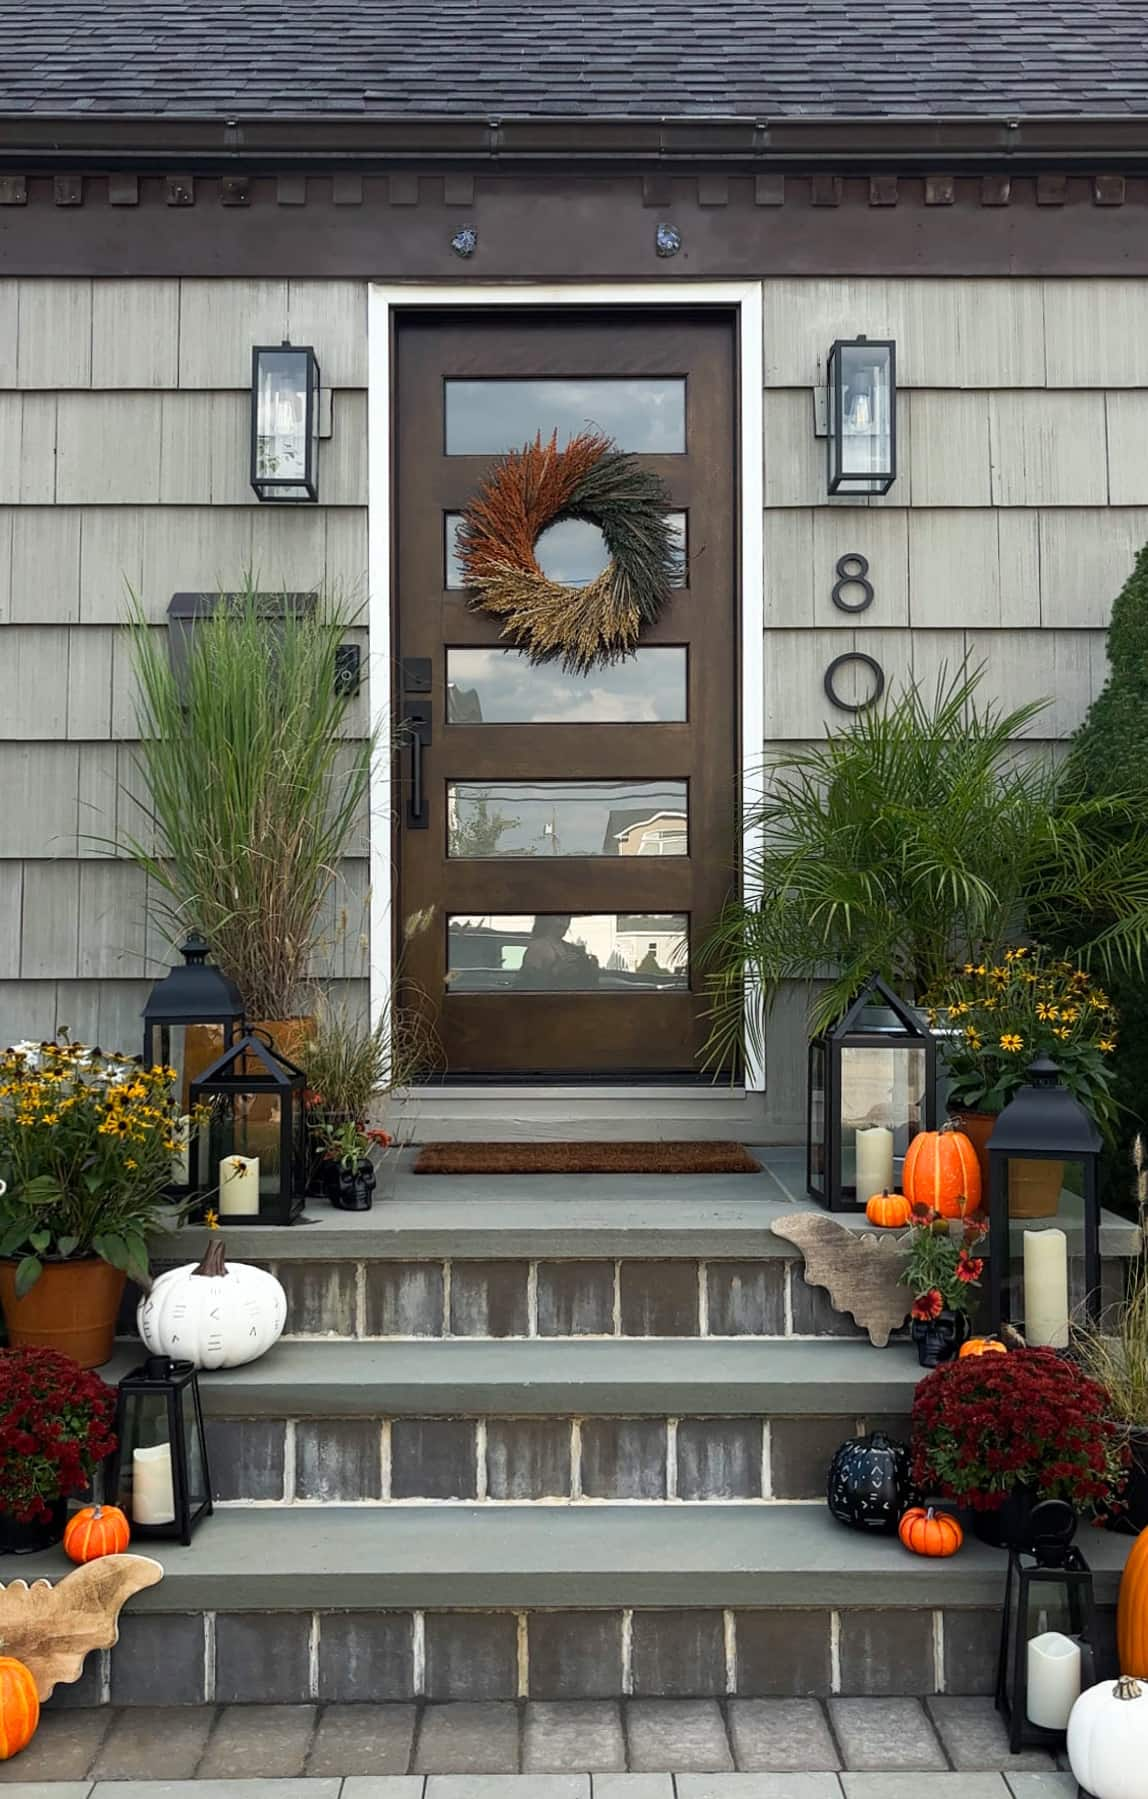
[21,1504,1130,1611]
[102,1338,923,1418]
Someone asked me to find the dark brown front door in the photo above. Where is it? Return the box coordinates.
[394,309,736,1078]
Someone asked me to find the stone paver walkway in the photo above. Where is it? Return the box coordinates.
[0,1698,1083,1794]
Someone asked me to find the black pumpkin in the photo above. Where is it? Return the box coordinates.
[827,1430,910,1532]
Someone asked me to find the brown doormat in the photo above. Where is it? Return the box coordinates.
[413,1141,762,1175]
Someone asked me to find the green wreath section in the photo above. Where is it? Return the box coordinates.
[457,430,678,674]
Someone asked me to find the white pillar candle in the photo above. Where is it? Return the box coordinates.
[219,1153,259,1216]
[171,1116,192,1185]
[132,1442,175,1526]
[855,1126,895,1204]
[1024,1228,1070,1349]
[1026,1630,1082,1730]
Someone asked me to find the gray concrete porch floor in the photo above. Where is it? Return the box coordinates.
[5,1699,1081,1793]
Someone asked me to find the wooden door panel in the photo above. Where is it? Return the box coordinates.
[395,309,736,1078]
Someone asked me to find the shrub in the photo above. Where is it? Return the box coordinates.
[0,1348,117,1522]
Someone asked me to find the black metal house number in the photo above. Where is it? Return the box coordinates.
[825,553,885,713]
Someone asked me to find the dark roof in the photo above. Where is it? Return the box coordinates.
[1,0,1147,121]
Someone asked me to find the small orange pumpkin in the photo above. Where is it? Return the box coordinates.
[63,1502,131,1564]
[0,1657,39,1759]
[902,1123,982,1219]
[865,1189,912,1228]
[959,1336,1008,1359]
[899,1505,964,1557]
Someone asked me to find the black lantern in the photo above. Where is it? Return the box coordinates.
[808,975,937,1212]
[142,934,246,1200]
[996,1499,1097,1752]
[986,1056,1102,1345]
[828,337,896,495]
[189,1031,307,1225]
[250,342,320,502]
[108,1355,212,1545]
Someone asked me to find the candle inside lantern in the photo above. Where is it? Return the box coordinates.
[1026,1630,1081,1730]
[132,1442,175,1525]
[855,1125,895,1204]
[218,1153,259,1217]
[1024,1228,1070,1349]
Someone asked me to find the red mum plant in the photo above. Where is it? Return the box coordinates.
[901,1205,988,1319]
[0,1347,117,1522]
[911,1346,1128,1514]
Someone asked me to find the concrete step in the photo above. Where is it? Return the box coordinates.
[24,1504,1131,1707]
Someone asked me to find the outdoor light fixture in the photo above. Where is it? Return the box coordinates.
[807,974,937,1212]
[190,1031,308,1226]
[142,932,245,1094]
[996,1499,1097,1753]
[827,337,896,495]
[108,1355,213,1545]
[986,1056,1102,1345]
[251,342,320,502]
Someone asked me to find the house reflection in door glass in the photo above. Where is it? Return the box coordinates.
[446,648,687,724]
[447,780,687,859]
[447,914,689,992]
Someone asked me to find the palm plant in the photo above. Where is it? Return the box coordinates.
[121,582,373,1021]
[702,666,1148,1071]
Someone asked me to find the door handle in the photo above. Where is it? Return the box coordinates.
[403,699,432,829]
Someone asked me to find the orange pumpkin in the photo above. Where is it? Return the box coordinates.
[1119,1524,1148,1678]
[959,1336,1008,1359]
[898,1505,964,1557]
[865,1189,912,1229]
[902,1124,982,1219]
[63,1502,131,1564]
[0,1657,39,1760]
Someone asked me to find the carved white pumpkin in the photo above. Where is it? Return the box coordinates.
[1068,1676,1148,1799]
[137,1239,286,1369]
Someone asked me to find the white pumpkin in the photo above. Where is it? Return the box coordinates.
[137,1238,287,1369]
[1068,1676,1148,1799]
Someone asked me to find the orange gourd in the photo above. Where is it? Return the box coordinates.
[865,1189,912,1228]
[0,1657,38,1760]
[898,1505,964,1557]
[902,1124,982,1219]
[1119,1525,1148,1678]
[63,1502,131,1564]
[959,1336,1009,1358]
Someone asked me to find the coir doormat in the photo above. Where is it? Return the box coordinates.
[412,1141,762,1175]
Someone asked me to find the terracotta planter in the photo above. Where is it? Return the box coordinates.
[0,1258,126,1370]
[1007,1157,1064,1219]
[950,1108,996,1197]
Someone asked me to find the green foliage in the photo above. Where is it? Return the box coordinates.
[300,996,436,1120]
[702,665,1148,1072]
[901,1206,987,1318]
[120,581,374,1021]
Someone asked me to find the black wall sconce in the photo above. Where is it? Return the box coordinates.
[827,337,896,496]
[251,342,321,502]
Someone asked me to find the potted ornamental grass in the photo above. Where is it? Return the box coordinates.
[301,998,433,1209]
[911,1346,1127,1547]
[0,1347,117,1553]
[0,1038,186,1367]
[903,1201,987,1367]
[1074,1136,1148,1534]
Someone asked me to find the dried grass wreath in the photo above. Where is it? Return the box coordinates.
[458,430,678,674]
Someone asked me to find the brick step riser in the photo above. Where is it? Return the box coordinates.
[66,1599,1070,1708]
[192,1410,911,1506]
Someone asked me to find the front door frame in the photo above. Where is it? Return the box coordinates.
[367,280,765,1089]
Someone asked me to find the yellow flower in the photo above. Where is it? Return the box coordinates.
[124,1157,138,1170]
[39,1112,58,1126]
[1100,1038,1117,1053]
[948,1001,969,1018]
[1000,1033,1024,1052]
[1036,1002,1054,1021]
[1054,1026,1071,1041]
[204,1208,220,1231]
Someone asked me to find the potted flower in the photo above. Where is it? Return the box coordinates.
[911,1346,1127,1547]
[0,1038,187,1367]
[0,1347,117,1553]
[1075,1136,1148,1534]
[301,999,429,1199]
[903,1201,986,1366]
[928,947,1118,1208]
[312,1119,393,1212]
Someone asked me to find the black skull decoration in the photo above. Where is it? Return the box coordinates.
[827,1430,911,1532]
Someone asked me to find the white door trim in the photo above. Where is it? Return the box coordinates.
[366,279,765,1090]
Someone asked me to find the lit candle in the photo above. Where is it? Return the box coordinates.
[1027,1630,1082,1730]
[1024,1228,1070,1349]
[855,1126,895,1204]
[219,1154,259,1217]
[132,1442,175,1525]
[171,1116,192,1186]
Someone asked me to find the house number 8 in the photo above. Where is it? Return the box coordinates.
[831,553,874,614]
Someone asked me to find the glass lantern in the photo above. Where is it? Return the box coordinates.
[250,342,320,502]
[986,1056,1102,1344]
[996,1500,1097,1752]
[807,975,937,1212]
[142,933,246,1202]
[189,1031,307,1226]
[108,1355,212,1545]
[828,337,896,495]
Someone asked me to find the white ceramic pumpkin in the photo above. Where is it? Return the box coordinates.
[137,1239,287,1369]
[1067,1676,1148,1799]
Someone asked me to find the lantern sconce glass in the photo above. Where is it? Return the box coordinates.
[251,342,320,502]
[827,336,896,496]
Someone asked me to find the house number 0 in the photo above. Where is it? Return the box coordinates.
[825,554,885,714]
